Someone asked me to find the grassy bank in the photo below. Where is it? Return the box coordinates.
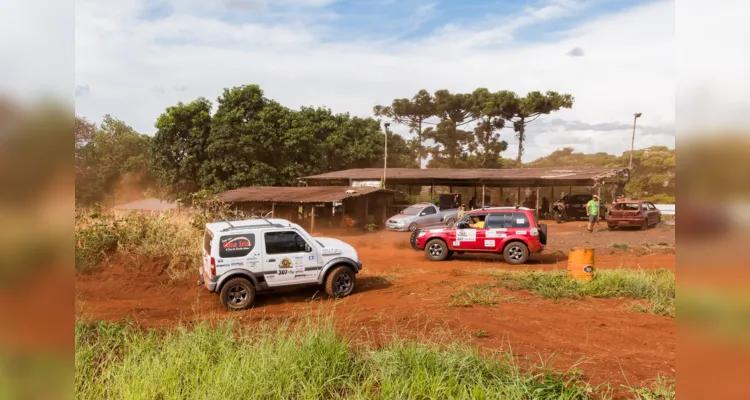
[482,269,675,317]
[75,210,201,279]
[76,317,611,400]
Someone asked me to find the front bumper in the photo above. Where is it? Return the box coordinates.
[386,223,409,231]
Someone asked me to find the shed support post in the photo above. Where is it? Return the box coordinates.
[430,183,435,198]
[517,187,521,206]
[382,199,387,226]
[341,200,346,228]
[535,187,540,215]
[569,186,572,196]
[271,202,275,217]
[310,206,315,234]
[551,187,555,201]
[365,196,369,225]
[481,184,486,207]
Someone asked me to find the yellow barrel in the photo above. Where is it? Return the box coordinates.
[568,247,595,280]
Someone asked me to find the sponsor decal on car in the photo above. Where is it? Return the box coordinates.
[321,248,342,256]
[429,229,444,233]
[516,230,527,235]
[456,229,476,242]
[279,258,293,268]
[484,240,495,247]
[308,255,315,261]
[486,230,507,238]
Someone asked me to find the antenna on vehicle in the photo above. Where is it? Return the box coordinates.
[222,218,236,229]
[260,215,274,225]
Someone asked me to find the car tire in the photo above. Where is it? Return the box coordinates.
[325,266,356,298]
[445,218,456,227]
[425,239,449,261]
[640,220,649,231]
[408,222,418,232]
[503,242,529,265]
[608,225,617,231]
[220,277,256,311]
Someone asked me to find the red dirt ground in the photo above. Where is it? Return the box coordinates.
[76,221,675,393]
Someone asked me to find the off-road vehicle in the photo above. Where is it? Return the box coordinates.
[410,207,547,265]
[199,217,363,311]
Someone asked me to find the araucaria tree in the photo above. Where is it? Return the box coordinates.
[373,89,436,167]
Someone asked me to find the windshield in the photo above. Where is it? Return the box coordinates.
[401,206,422,215]
[613,203,640,211]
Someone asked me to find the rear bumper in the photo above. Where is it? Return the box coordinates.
[528,241,545,253]
[608,217,646,226]
[199,267,218,292]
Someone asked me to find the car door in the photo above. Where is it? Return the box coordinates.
[647,202,660,225]
[420,205,440,227]
[483,213,511,252]
[216,232,261,278]
[453,214,488,251]
[262,230,319,286]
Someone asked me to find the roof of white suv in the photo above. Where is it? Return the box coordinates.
[206,218,293,233]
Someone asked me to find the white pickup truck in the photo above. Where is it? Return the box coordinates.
[386,202,459,232]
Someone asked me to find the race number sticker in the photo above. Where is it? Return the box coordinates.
[484,240,495,247]
[516,230,527,235]
[486,229,507,238]
[456,229,476,242]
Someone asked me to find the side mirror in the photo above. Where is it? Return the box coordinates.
[457,222,468,229]
[305,243,312,253]
[420,212,426,216]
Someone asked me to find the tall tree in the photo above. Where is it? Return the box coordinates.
[501,91,574,163]
[373,89,436,167]
[75,115,153,205]
[424,90,475,167]
[151,98,213,199]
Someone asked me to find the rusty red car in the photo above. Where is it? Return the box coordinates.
[607,200,662,230]
[409,207,547,265]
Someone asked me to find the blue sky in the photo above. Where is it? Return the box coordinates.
[73,0,677,161]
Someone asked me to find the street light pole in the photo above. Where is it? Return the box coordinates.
[629,112,642,170]
[383,122,390,188]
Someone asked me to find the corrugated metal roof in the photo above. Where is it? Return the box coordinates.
[302,167,627,182]
[217,186,393,204]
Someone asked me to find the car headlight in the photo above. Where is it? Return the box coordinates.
[397,220,406,225]
[418,232,426,237]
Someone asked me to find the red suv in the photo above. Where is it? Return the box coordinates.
[410,207,547,264]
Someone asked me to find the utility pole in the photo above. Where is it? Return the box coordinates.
[383,122,390,188]
[629,113,642,170]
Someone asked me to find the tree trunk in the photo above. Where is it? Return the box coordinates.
[516,118,525,164]
[417,120,422,168]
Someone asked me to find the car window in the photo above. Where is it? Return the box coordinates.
[203,229,213,254]
[264,231,308,255]
[485,213,512,229]
[511,212,531,228]
[219,233,255,258]
[402,206,421,215]
[647,203,657,210]
[613,203,640,211]
[422,206,437,215]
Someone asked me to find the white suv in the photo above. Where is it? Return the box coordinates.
[199,218,363,311]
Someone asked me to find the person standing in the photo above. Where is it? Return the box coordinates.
[586,194,600,232]
[457,204,467,220]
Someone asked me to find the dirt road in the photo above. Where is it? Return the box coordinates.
[76,221,675,390]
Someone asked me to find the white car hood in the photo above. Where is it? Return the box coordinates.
[315,237,358,260]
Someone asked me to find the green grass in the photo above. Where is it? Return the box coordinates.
[625,375,676,400]
[611,242,629,249]
[489,269,675,317]
[450,287,500,308]
[75,317,606,400]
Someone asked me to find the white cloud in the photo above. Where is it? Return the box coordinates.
[73,0,678,161]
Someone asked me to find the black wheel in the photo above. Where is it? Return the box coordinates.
[408,222,418,232]
[424,239,449,261]
[640,220,649,231]
[220,277,256,311]
[445,218,456,227]
[503,242,529,265]
[608,225,617,231]
[325,266,356,298]
[409,229,421,251]
[554,212,563,224]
